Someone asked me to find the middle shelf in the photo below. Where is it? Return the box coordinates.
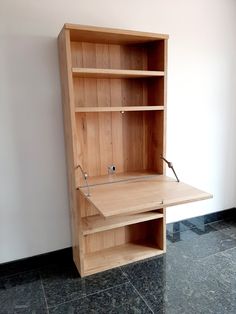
[75,106,164,112]
[82,210,163,235]
[72,67,165,78]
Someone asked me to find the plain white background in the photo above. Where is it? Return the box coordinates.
[1,0,236,263]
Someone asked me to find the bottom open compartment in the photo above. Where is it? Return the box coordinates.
[83,218,165,275]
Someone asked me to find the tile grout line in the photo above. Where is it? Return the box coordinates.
[39,271,50,314]
[47,280,130,309]
[120,267,154,314]
[196,242,236,262]
[0,267,41,280]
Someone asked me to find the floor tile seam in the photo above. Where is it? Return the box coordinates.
[213,227,236,240]
[0,267,40,280]
[47,280,130,309]
[39,271,50,314]
[120,268,154,314]
[195,244,236,262]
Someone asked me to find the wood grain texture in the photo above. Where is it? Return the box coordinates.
[75,111,164,181]
[58,29,84,275]
[82,211,163,235]
[72,68,165,78]
[78,170,158,187]
[75,106,164,112]
[66,23,169,44]
[80,176,213,218]
[84,243,163,275]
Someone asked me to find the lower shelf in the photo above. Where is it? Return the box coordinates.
[84,242,164,276]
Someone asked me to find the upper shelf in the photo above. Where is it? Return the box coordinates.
[72,68,165,79]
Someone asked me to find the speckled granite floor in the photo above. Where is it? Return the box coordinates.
[1,213,236,313]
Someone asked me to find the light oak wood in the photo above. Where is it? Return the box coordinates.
[80,176,212,218]
[78,170,159,188]
[73,78,162,108]
[66,23,169,44]
[75,111,164,179]
[82,211,163,235]
[84,242,163,275]
[75,106,164,112]
[72,68,165,78]
[58,29,85,274]
[58,23,212,277]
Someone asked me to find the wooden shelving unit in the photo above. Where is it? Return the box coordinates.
[58,23,212,277]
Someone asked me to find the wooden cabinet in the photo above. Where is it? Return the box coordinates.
[58,24,212,277]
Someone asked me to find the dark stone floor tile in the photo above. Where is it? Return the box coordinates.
[167,223,217,244]
[0,271,47,313]
[165,273,236,314]
[48,282,152,314]
[122,246,236,314]
[122,256,166,312]
[40,263,128,307]
[195,247,236,288]
[167,216,215,235]
[223,246,236,262]
[210,220,236,239]
[170,229,236,260]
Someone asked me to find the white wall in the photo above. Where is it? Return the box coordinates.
[1,0,236,263]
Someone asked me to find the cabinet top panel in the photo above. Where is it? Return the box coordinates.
[62,23,169,44]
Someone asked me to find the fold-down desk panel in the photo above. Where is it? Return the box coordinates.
[80,175,212,218]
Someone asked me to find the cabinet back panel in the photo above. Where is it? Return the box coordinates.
[73,77,163,107]
[75,111,164,180]
[84,222,151,253]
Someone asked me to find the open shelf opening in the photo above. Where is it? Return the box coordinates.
[83,219,164,275]
[83,219,164,253]
[70,40,165,71]
[75,111,164,186]
[73,77,164,108]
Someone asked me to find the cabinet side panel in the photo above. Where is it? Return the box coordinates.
[163,39,168,175]
[58,29,84,275]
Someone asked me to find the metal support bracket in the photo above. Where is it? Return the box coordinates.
[160,155,180,182]
[75,165,91,196]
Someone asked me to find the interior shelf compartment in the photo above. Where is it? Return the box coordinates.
[84,242,163,275]
[70,37,165,72]
[77,171,159,188]
[73,76,164,108]
[75,111,165,187]
[80,175,212,218]
[72,68,164,78]
[82,210,163,235]
[75,106,164,112]
[83,219,164,275]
